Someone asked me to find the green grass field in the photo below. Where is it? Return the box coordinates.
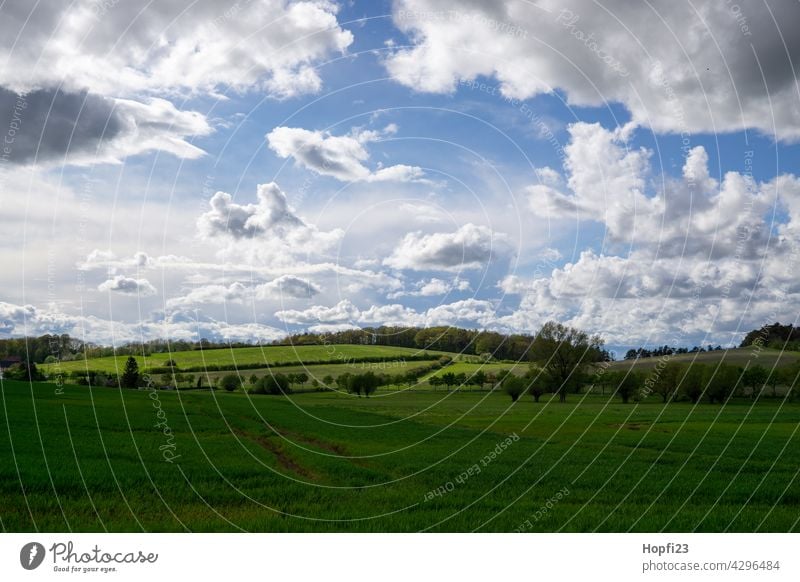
[41,344,447,375]
[2,379,798,532]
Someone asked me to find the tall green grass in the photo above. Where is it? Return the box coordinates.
[1,380,797,532]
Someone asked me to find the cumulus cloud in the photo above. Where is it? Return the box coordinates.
[276,298,498,328]
[0,301,286,344]
[197,181,343,260]
[388,277,471,298]
[500,120,800,345]
[0,1,353,164]
[0,302,36,334]
[97,275,156,296]
[384,223,500,271]
[527,122,773,258]
[256,275,321,299]
[266,124,426,182]
[0,0,352,99]
[0,88,211,165]
[79,250,153,272]
[276,299,360,325]
[166,282,248,308]
[386,0,800,140]
[165,276,320,309]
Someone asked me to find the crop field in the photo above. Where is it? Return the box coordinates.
[2,379,798,532]
[607,348,800,372]
[41,344,447,375]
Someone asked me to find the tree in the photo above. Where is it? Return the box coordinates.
[121,356,140,388]
[254,373,290,395]
[322,375,335,388]
[680,364,707,403]
[471,370,487,390]
[525,368,550,402]
[5,360,44,382]
[220,374,240,392]
[295,372,309,386]
[742,365,768,399]
[610,371,640,404]
[493,369,510,388]
[653,362,683,403]
[336,373,352,393]
[441,372,457,390]
[531,322,604,403]
[502,375,526,402]
[249,374,258,386]
[361,372,380,397]
[705,364,740,404]
[348,375,362,396]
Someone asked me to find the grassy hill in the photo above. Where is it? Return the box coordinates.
[41,344,448,375]
[607,347,800,371]
[1,379,798,532]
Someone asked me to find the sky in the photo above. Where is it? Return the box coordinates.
[1,0,800,354]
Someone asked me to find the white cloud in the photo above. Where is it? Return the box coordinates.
[0,0,353,165]
[0,300,286,344]
[266,124,426,182]
[256,275,321,299]
[388,277,471,298]
[0,88,211,165]
[0,0,352,99]
[527,122,771,257]
[97,275,156,296]
[386,0,800,140]
[276,297,498,329]
[197,181,343,262]
[500,119,800,345]
[79,250,153,272]
[166,282,249,309]
[276,299,360,325]
[534,166,562,186]
[384,223,500,271]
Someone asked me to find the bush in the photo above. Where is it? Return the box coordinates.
[251,373,290,395]
[502,375,526,402]
[219,374,241,392]
[5,361,45,381]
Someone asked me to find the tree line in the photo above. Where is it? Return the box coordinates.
[624,344,724,360]
[277,325,614,362]
[740,322,800,350]
[501,360,798,404]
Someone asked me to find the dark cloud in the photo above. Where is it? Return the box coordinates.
[0,87,124,164]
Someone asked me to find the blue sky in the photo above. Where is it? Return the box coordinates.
[2,0,800,352]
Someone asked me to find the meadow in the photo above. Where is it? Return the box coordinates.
[41,344,447,375]
[2,378,798,532]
